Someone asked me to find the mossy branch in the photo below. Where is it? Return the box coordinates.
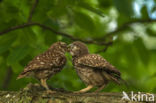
[0,83,155,103]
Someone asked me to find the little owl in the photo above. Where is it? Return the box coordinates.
[17,42,67,93]
[69,41,121,93]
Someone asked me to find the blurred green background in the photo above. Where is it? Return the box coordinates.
[0,0,156,93]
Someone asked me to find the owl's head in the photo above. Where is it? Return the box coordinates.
[68,41,89,57]
[50,42,68,53]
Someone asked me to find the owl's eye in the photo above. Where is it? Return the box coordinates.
[73,46,77,50]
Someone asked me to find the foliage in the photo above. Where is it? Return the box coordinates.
[0,0,156,93]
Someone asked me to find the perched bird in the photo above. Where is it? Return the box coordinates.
[69,41,122,93]
[17,42,68,93]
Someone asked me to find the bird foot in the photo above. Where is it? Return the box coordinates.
[74,85,93,94]
[46,90,56,94]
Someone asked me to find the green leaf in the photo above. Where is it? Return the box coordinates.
[113,0,134,16]
[44,30,57,46]
[117,14,136,27]
[11,62,23,73]
[32,0,54,22]
[124,44,138,68]
[7,45,31,65]
[133,38,149,65]
[0,0,23,23]
[151,6,156,13]
[0,34,17,54]
[98,0,112,8]
[74,11,95,32]
[17,0,31,21]
[78,2,105,17]
[47,6,67,19]
[17,28,37,44]
[146,28,156,37]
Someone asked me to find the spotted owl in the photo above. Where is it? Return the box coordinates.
[17,42,67,92]
[69,41,121,93]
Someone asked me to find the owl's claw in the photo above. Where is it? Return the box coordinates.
[73,85,93,93]
[46,90,56,94]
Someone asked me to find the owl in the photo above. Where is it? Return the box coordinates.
[69,41,121,93]
[17,42,67,93]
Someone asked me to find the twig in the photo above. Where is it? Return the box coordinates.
[95,41,113,53]
[27,0,39,22]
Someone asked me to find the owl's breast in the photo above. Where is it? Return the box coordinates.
[75,66,107,86]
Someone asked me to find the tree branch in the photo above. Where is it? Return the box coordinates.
[1,83,155,103]
[0,23,35,35]
[0,22,111,45]
[27,0,39,22]
[0,19,156,46]
[0,89,155,103]
[96,19,156,41]
[1,0,156,49]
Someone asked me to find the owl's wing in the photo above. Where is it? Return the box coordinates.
[22,50,66,74]
[77,54,120,76]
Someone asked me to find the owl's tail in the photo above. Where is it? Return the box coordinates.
[105,64,121,76]
[16,72,27,80]
[102,71,128,86]
[102,72,119,84]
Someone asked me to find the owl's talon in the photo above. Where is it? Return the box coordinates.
[73,85,93,94]
[46,90,56,94]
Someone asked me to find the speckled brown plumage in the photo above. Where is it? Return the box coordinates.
[17,42,67,92]
[69,41,121,93]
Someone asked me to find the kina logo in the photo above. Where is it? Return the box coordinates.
[122,91,154,102]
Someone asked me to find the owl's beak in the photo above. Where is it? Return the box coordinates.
[68,44,73,47]
[68,44,75,52]
[67,44,75,56]
[67,44,72,52]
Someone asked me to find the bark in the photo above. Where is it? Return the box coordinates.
[0,83,155,103]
